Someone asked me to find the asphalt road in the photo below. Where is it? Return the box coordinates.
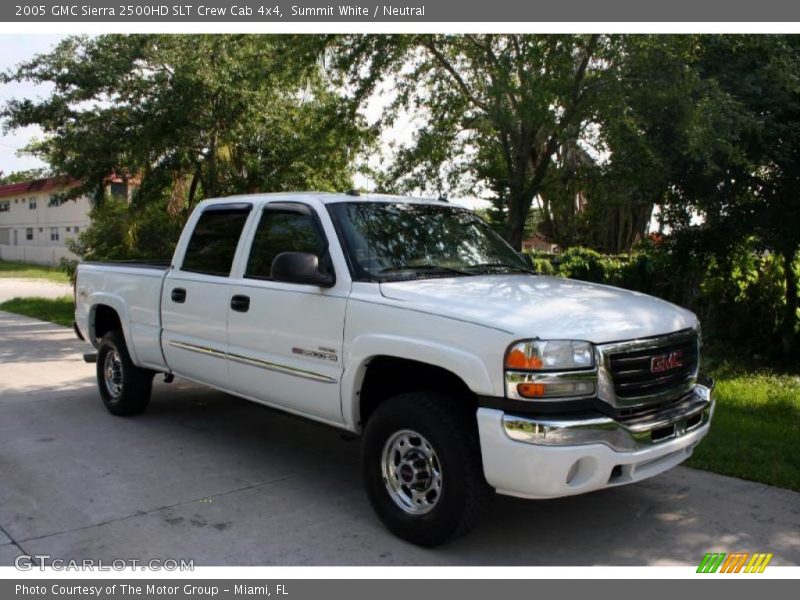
[1,308,799,566]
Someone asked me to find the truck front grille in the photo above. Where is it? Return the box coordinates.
[606,330,699,402]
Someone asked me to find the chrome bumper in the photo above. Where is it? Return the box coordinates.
[503,383,714,452]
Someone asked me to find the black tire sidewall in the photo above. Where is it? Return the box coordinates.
[96,330,152,415]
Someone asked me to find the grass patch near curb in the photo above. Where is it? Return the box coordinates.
[0,260,70,283]
[686,363,800,492]
[0,296,75,327]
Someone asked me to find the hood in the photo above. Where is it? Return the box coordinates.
[379,274,697,344]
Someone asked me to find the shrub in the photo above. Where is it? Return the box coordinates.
[525,241,798,361]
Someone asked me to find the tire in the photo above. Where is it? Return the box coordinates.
[96,330,154,416]
[362,392,492,547]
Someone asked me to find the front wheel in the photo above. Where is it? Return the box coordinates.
[362,392,491,546]
[96,330,154,416]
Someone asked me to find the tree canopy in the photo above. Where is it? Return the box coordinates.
[2,34,372,212]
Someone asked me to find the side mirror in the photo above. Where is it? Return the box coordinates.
[519,252,534,269]
[271,251,335,288]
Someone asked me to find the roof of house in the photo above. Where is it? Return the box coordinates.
[0,176,80,200]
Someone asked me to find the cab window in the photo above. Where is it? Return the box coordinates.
[245,207,328,280]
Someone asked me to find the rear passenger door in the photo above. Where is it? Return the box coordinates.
[161,203,252,389]
[226,202,348,424]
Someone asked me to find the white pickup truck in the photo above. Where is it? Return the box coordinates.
[74,192,714,546]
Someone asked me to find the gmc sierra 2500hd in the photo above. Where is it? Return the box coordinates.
[74,192,714,546]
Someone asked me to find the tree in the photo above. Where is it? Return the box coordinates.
[654,35,800,354]
[2,35,371,215]
[573,35,705,254]
[331,34,610,250]
[0,168,50,184]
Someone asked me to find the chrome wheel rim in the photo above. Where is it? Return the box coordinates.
[381,429,443,515]
[103,349,123,399]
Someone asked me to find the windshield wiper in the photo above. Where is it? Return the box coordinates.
[465,262,535,274]
[380,264,473,276]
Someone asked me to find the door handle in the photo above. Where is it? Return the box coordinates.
[171,288,186,303]
[230,294,250,312]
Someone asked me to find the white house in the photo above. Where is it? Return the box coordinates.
[0,176,90,265]
[0,176,130,266]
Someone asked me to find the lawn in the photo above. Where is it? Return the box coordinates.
[0,260,70,283]
[0,294,798,492]
[687,361,800,492]
[0,296,75,327]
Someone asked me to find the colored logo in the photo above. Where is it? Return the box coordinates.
[697,552,773,573]
[650,350,684,373]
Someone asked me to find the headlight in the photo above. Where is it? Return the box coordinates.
[505,340,594,371]
[504,339,596,401]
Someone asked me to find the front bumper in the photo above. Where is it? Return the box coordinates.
[478,384,714,499]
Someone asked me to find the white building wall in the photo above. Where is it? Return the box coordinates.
[0,187,92,266]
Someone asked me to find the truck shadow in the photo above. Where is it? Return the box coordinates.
[134,379,800,566]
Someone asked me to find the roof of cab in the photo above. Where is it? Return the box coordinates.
[200,191,453,207]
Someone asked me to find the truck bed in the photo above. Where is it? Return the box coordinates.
[75,260,170,372]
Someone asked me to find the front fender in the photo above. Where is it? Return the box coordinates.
[341,333,495,431]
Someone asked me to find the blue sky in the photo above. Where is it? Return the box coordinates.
[0,34,64,176]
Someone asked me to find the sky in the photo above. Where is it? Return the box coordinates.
[0,35,62,175]
[0,34,489,210]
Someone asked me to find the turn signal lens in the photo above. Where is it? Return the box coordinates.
[517,383,546,398]
[516,380,595,399]
[505,348,544,370]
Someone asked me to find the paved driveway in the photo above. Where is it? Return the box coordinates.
[1,310,798,566]
[0,278,72,302]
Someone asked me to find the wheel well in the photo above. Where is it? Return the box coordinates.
[92,304,122,341]
[359,356,477,426]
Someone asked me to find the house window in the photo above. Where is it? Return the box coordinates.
[28,198,37,210]
[65,226,71,232]
[74,226,79,233]
[0,201,9,212]
[109,182,128,200]
[50,227,59,242]
[26,227,33,241]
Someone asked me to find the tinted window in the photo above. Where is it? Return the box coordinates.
[245,208,327,280]
[182,207,251,276]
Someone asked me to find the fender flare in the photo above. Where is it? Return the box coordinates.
[341,334,495,430]
[87,292,141,366]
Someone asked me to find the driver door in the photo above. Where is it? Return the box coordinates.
[226,202,348,424]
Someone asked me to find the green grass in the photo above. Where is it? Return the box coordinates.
[0,293,798,492]
[686,360,800,492]
[0,260,70,283]
[0,296,75,327]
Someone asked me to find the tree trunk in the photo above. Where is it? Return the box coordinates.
[781,246,798,356]
[506,197,527,251]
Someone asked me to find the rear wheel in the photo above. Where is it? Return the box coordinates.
[96,330,154,416]
[362,392,491,546]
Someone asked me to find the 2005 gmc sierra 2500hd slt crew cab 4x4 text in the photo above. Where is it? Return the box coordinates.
[74,192,714,546]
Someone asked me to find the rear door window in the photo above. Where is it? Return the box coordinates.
[181,205,251,276]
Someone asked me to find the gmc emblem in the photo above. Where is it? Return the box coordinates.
[650,350,684,373]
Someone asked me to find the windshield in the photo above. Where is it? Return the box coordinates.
[328,201,532,281]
